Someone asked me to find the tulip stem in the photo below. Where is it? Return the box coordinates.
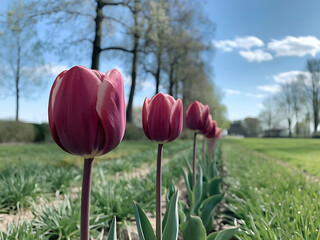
[81,158,94,240]
[193,132,197,187]
[202,137,205,162]
[156,144,163,240]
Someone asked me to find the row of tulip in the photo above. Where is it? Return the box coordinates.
[48,66,235,239]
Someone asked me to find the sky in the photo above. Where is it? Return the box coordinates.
[1,0,320,123]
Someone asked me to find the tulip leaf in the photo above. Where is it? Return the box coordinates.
[182,169,192,204]
[162,190,179,240]
[107,216,117,240]
[207,228,239,240]
[184,157,193,189]
[132,201,156,240]
[166,181,176,205]
[190,167,203,215]
[199,194,224,232]
[207,177,222,196]
[209,160,219,179]
[180,215,206,240]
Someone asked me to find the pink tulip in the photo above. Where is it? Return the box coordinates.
[48,65,126,156]
[204,117,217,138]
[142,93,183,143]
[186,101,210,133]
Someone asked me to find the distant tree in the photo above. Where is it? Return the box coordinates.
[259,96,278,131]
[0,0,45,121]
[290,80,305,137]
[243,118,261,137]
[276,83,295,137]
[304,59,320,134]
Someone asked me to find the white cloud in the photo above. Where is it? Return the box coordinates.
[257,84,281,93]
[225,88,241,96]
[273,70,310,83]
[214,36,264,52]
[239,49,273,62]
[268,36,320,57]
[245,93,267,98]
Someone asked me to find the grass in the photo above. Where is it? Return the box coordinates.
[0,140,158,169]
[223,140,320,240]
[0,139,196,238]
[227,138,320,176]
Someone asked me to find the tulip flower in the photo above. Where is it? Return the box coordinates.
[142,93,183,240]
[186,101,209,186]
[201,114,217,160]
[48,65,125,240]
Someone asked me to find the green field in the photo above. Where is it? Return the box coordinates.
[227,138,320,176]
[223,140,320,240]
[0,140,158,168]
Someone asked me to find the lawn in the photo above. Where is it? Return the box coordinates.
[223,140,320,240]
[0,140,158,168]
[226,138,320,176]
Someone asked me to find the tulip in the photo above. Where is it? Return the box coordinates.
[143,93,183,143]
[208,127,221,161]
[142,93,183,240]
[186,101,210,186]
[48,65,125,240]
[201,114,217,160]
[186,101,210,133]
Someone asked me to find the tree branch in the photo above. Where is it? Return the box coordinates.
[100,46,133,53]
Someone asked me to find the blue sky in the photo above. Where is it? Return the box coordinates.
[1,0,320,123]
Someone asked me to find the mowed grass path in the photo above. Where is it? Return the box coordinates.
[0,140,158,169]
[227,138,320,176]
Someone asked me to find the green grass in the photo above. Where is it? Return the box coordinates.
[227,138,320,176]
[0,140,157,169]
[223,140,320,240]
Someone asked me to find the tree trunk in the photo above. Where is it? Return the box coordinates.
[126,0,139,123]
[15,36,21,122]
[91,0,103,70]
[295,111,299,138]
[288,118,292,138]
[169,65,174,96]
[155,52,161,95]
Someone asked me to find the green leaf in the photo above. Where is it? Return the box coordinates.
[207,228,239,240]
[199,194,224,232]
[190,167,203,214]
[180,215,206,240]
[107,216,117,240]
[132,201,156,240]
[209,160,219,178]
[182,169,192,204]
[163,190,179,240]
[166,181,176,205]
[184,157,193,189]
[207,177,222,196]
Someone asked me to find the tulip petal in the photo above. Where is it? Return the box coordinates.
[96,69,126,154]
[52,66,101,155]
[48,70,67,150]
[147,93,171,142]
[186,101,201,130]
[142,97,151,140]
[168,99,183,142]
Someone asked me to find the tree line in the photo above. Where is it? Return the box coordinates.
[0,0,227,127]
[259,59,320,137]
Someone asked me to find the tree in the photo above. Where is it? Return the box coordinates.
[304,59,320,134]
[259,96,277,130]
[0,0,44,121]
[276,83,295,137]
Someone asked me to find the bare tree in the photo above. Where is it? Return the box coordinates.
[259,96,278,131]
[276,83,295,137]
[0,0,45,121]
[305,59,320,134]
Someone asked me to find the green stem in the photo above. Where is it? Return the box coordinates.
[156,144,163,240]
[81,158,94,240]
[193,132,197,186]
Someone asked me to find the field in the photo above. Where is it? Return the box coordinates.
[223,138,320,239]
[1,138,320,239]
[0,140,196,239]
[227,138,320,176]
